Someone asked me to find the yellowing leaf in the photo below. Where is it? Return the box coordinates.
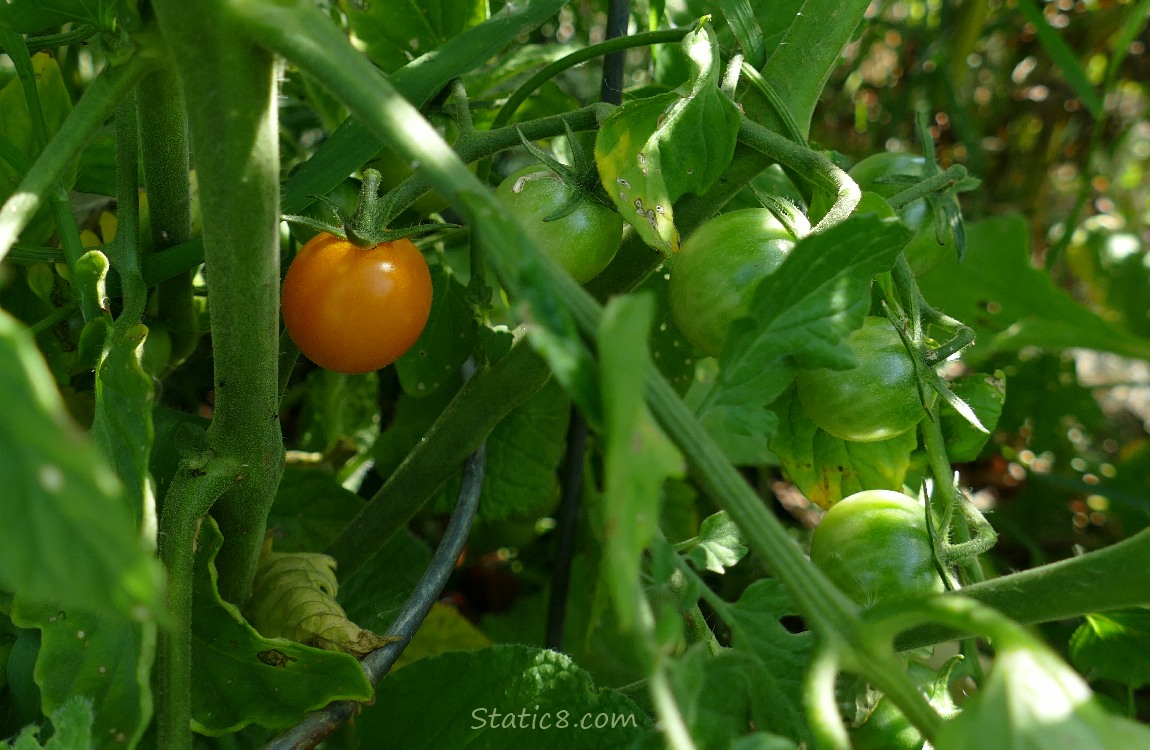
[245,544,397,658]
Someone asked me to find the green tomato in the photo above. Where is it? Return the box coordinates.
[494,165,623,284]
[850,695,925,750]
[810,489,946,606]
[850,152,957,276]
[668,208,798,357]
[794,316,926,442]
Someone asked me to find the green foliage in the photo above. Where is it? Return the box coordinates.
[3,0,1150,747]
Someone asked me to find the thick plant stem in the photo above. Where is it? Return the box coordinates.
[155,457,241,750]
[151,0,285,608]
[136,55,198,364]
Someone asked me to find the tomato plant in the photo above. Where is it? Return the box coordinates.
[668,207,796,356]
[810,490,945,606]
[281,232,433,374]
[494,165,623,284]
[850,153,956,277]
[794,316,926,442]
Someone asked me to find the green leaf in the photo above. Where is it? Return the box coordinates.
[597,294,684,632]
[391,602,491,671]
[1069,609,1150,689]
[717,0,766,67]
[917,216,1150,361]
[354,645,653,747]
[338,0,488,73]
[769,385,918,509]
[395,265,476,398]
[0,308,160,619]
[595,23,740,254]
[338,527,432,635]
[635,262,697,394]
[266,466,366,552]
[281,0,571,215]
[708,579,814,744]
[3,695,94,750]
[8,600,154,749]
[1015,0,1104,118]
[940,371,1006,462]
[696,215,911,443]
[90,323,156,531]
[682,511,748,574]
[190,517,372,736]
[0,1,130,34]
[935,626,1150,749]
[0,52,76,244]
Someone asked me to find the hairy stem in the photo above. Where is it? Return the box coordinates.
[151,0,285,609]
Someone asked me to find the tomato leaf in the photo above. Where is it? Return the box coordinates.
[266,467,367,552]
[338,0,488,74]
[352,645,654,747]
[705,579,815,745]
[935,626,1150,749]
[190,517,372,735]
[597,294,684,632]
[389,602,491,671]
[90,322,156,531]
[244,546,396,658]
[0,0,131,34]
[695,214,911,444]
[1069,609,1150,689]
[769,386,918,509]
[394,265,476,398]
[595,23,740,254]
[7,600,155,749]
[0,52,77,244]
[940,371,1006,462]
[2,695,95,749]
[917,216,1150,362]
[681,511,748,574]
[0,309,160,620]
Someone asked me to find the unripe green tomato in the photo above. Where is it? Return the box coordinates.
[668,208,797,357]
[850,153,956,276]
[494,165,623,284]
[810,490,946,607]
[850,695,925,750]
[794,316,926,442]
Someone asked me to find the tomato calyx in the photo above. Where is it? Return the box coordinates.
[284,168,458,248]
[514,122,615,218]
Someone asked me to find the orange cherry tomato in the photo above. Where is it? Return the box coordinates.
[281,233,432,374]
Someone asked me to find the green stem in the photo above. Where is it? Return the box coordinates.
[1,30,101,320]
[896,525,1150,651]
[489,28,690,130]
[112,92,148,325]
[152,0,285,607]
[136,54,198,363]
[736,117,860,232]
[886,165,968,211]
[0,46,158,262]
[155,456,242,750]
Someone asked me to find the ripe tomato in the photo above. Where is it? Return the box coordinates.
[668,208,797,356]
[850,152,956,276]
[281,233,432,374]
[794,316,926,442]
[494,165,623,284]
[810,489,945,606]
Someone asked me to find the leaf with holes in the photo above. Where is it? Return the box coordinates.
[595,22,739,254]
